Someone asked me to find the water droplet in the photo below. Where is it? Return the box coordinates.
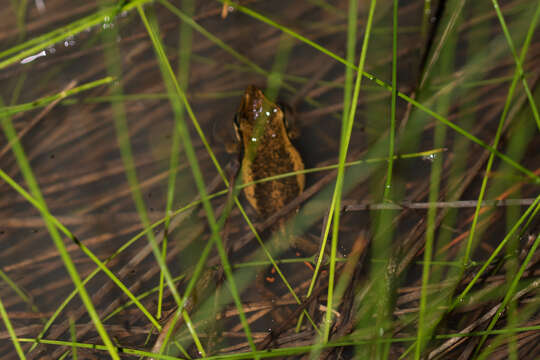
[422,153,438,162]
[273,108,278,113]
[63,36,76,47]
[102,16,115,29]
[251,137,257,142]
[265,111,270,116]
[36,0,46,12]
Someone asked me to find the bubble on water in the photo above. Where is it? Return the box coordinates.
[422,153,439,162]
[102,16,115,29]
[63,35,76,47]
[35,0,46,13]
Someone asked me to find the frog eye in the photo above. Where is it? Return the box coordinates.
[276,102,292,129]
[283,112,291,130]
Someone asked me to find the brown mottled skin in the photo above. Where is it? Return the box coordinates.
[234,85,305,219]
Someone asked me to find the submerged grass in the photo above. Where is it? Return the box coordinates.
[0,0,538,359]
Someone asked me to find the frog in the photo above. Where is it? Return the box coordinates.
[232,85,305,223]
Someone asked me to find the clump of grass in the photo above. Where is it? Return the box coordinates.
[0,0,538,359]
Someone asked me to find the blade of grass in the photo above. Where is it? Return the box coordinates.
[265,34,294,101]
[322,0,377,347]
[418,0,466,89]
[137,5,257,354]
[0,295,25,359]
[0,166,162,331]
[19,181,218,354]
[21,134,417,355]
[153,0,322,338]
[157,0,194,322]
[160,0,326,110]
[17,323,540,359]
[299,0,359,336]
[151,5,313,322]
[0,76,114,118]
[0,268,40,315]
[0,0,151,70]
[4,142,441,356]
[463,0,540,265]
[224,0,539,183]
[1,168,167,354]
[101,5,202,355]
[451,194,540,309]
[473,232,540,356]
[68,317,77,360]
[384,0,398,202]
[491,0,540,131]
[0,101,120,359]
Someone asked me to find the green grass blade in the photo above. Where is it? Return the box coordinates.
[0,77,114,117]
[102,6,203,355]
[463,1,540,264]
[157,0,194,322]
[473,232,540,356]
[452,194,540,309]
[0,167,162,330]
[0,295,26,359]
[491,0,540,131]
[1,102,120,358]
[384,0,398,201]
[137,5,257,353]
[0,0,151,70]
[0,268,39,315]
[153,0,322,342]
[69,317,77,360]
[225,0,539,183]
[324,0,377,345]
